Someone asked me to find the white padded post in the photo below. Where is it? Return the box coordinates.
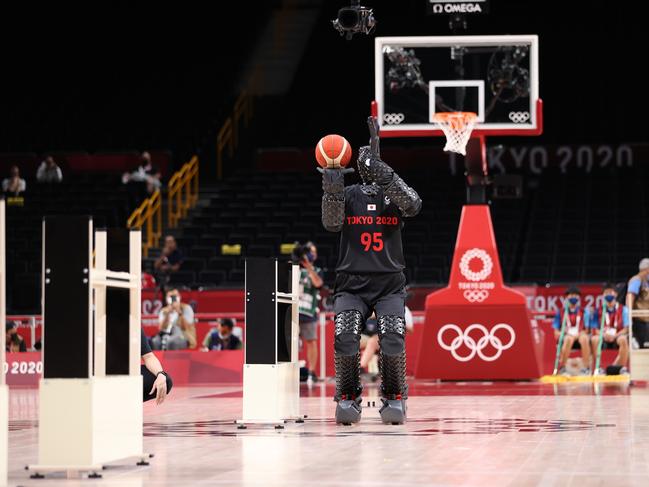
[31,225,146,476]
[129,230,141,377]
[630,310,649,382]
[1,199,8,486]
[93,230,107,377]
[241,262,300,424]
[0,199,6,382]
[90,229,141,377]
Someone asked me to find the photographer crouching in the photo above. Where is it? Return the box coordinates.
[293,241,323,382]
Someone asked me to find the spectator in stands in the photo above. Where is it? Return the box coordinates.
[626,258,649,349]
[139,151,162,195]
[141,271,157,290]
[202,318,242,351]
[36,155,63,183]
[589,283,630,372]
[553,286,592,375]
[2,165,26,196]
[151,288,197,350]
[154,235,184,295]
[293,241,323,382]
[122,151,162,208]
[5,321,26,352]
[122,152,161,193]
[141,329,172,404]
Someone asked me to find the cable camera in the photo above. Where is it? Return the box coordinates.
[332,1,376,40]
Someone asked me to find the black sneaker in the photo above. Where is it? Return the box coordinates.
[308,371,319,383]
[299,366,309,382]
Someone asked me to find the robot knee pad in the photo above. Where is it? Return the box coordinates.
[377,315,406,354]
[334,310,363,355]
[378,315,407,399]
[334,310,364,401]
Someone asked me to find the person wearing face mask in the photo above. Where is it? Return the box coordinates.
[202,318,242,351]
[626,258,649,349]
[292,241,323,383]
[151,288,197,350]
[552,286,593,375]
[589,283,630,373]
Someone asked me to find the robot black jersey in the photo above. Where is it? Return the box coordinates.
[335,184,406,274]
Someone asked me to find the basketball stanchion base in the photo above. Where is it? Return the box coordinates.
[539,374,631,384]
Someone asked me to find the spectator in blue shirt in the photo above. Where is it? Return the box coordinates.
[589,283,630,372]
[552,286,592,375]
[203,319,242,351]
[626,258,649,349]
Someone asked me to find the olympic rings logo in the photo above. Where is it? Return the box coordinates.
[459,248,493,282]
[383,113,405,125]
[437,323,516,362]
[508,111,530,124]
[463,290,489,303]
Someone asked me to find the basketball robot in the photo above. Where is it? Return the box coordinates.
[316,117,422,424]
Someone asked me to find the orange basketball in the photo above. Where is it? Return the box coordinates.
[315,134,352,169]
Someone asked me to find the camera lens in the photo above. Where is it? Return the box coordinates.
[338,7,360,29]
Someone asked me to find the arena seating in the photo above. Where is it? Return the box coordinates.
[154,157,646,290]
[5,175,131,313]
[6,151,646,312]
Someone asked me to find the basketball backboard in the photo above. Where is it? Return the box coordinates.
[373,35,541,137]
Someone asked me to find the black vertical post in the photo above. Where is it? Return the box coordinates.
[244,258,277,365]
[105,228,130,375]
[465,137,488,205]
[43,216,92,379]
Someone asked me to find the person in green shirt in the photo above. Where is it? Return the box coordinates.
[294,241,323,382]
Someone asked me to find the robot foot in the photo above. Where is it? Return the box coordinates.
[379,398,407,425]
[335,398,362,425]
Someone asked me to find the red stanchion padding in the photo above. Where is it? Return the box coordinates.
[416,205,544,380]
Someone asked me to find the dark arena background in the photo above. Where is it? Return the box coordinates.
[1,1,649,486]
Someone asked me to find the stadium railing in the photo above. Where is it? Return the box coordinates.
[168,155,199,228]
[216,69,258,180]
[127,189,162,257]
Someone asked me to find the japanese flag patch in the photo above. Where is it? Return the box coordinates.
[367,204,376,211]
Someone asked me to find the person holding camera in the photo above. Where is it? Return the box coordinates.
[151,288,197,350]
[5,321,26,352]
[293,241,323,382]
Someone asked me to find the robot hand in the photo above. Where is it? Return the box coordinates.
[367,116,381,159]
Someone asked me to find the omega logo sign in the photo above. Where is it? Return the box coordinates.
[432,3,484,14]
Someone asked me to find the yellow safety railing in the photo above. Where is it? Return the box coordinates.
[127,189,162,258]
[168,155,199,228]
[216,70,258,180]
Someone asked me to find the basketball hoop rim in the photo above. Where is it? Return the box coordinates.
[432,112,478,124]
[370,98,544,138]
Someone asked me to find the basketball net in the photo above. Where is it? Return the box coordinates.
[432,112,478,156]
